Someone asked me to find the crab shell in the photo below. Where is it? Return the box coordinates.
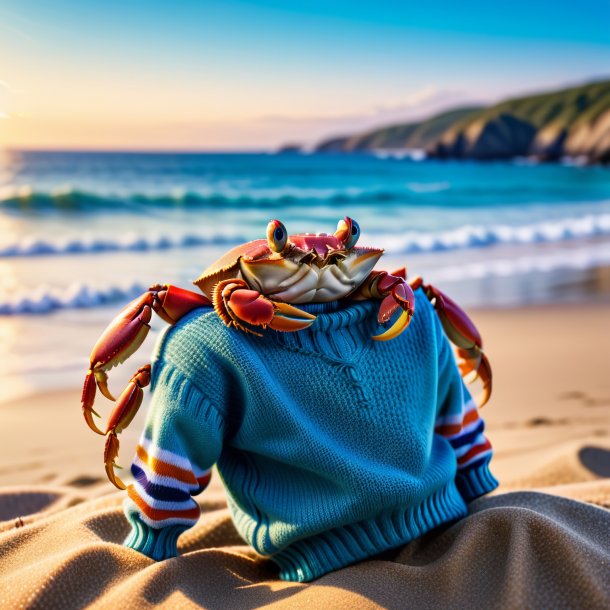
[194,234,384,304]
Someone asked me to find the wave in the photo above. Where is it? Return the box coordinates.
[3,242,610,315]
[381,213,610,254]
[0,185,451,212]
[0,282,147,315]
[0,233,246,257]
[431,242,610,283]
[3,213,610,259]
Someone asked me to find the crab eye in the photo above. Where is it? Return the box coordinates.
[266,219,288,253]
[335,217,360,248]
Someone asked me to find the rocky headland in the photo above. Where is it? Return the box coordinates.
[314,80,610,163]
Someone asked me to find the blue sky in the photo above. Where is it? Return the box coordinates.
[1,0,609,149]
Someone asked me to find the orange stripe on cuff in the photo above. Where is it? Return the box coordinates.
[436,408,480,436]
[136,444,198,485]
[457,438,492,466]
[128,486,201,521]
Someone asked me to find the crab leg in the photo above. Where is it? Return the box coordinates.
[410,276,492,407]
[212,278,316,336]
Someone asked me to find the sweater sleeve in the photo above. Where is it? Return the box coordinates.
[123,361,225,561]
[433,320,498,503]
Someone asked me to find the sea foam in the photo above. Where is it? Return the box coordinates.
[2,242,610,315]
[0,282,146,315]
[2,213,609,258]
[379,213,610,254]
[0,233,245,257]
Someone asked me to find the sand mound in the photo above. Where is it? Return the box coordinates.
[0,484,608,609]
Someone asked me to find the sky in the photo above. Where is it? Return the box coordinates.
[1,0,609,150]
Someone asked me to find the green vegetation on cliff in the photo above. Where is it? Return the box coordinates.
[315,80,610,162]
[316,107,481,152]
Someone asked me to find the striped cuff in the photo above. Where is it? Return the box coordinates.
[124,511,189,561]
[455,458,498,503]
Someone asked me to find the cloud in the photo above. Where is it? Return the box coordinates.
[252,86,487,145]
[369,86,468,118]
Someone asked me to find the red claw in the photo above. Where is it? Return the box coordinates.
[106,365,151,434]
[82,284,212,489]
[101,365,152,490]
[372,272,415,341]
[426,285,482,350]
[225,287,276,326]
[416,280,492,407]
[212,278,316,336]
[82,371,104,435]
[89,293,153,373]
[104,432,126,490]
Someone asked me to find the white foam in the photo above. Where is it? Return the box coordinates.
[3,242,610,315]
[3,213,610,259]
[0,281,146,315]
[430,242,610,283]
[0,233,245,257]
[380,213,610,254]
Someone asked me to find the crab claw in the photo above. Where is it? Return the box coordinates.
[95,370,115,402]
[100,365,151,490]
[214,279,316,335]
[457,347,492,407]
[422,282,492,407]
[82,370,104,435]
[268,301,317,332]
[373,275,416,342]
[88,292,154,398]
[106,365,150,434]
[427,287,482,352]
[104,432,126,490]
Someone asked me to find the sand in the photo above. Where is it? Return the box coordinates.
[0,302,609,608]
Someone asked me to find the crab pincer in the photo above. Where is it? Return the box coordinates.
[367,272,416,342]
[411,277,492,407]
[104,364,151,490]
[82,291,155,434]
[81,285,211,435]
[81,284,211,488]
[213,278,316,336]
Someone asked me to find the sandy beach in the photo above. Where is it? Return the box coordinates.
[3,2,610,605]
[0,302,608,608]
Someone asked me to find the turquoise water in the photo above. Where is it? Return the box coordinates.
[2,151,610,310]
[0,151,609,399]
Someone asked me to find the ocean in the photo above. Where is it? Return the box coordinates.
[1,150,609,400]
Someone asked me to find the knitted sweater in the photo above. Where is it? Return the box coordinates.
[124,289,498,581]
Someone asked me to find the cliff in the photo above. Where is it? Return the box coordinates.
[316,107,482,153]
[314,80,610,162]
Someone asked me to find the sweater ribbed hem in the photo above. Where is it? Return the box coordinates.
[124,513,189,561]
[456,460,499,503]
[270,479,467,582]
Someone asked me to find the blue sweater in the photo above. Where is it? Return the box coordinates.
[124,289,498,581]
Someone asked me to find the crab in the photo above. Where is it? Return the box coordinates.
[81,217,491,489]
